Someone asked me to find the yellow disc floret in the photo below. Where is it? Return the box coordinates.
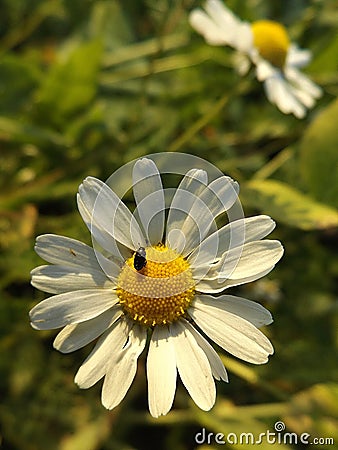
[252,20,290,68]
[116,244,195,326]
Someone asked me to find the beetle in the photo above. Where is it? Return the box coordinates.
[134,247,147,271]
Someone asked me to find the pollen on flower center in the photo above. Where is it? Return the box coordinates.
[116,245,195,326]
[252,20,290,68]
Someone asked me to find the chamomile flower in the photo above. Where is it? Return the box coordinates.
[189,0,322,118]
[30,157,283,417]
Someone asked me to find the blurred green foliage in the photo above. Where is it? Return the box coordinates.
[0,0,337,449]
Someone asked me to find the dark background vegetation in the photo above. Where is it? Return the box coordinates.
[0,1,337,449]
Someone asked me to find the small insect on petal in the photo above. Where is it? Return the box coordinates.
[134,247,147,271]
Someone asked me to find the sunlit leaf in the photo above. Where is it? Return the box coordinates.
[196,400,291,449]
[35,39,103,126]
[299,98,338,208]
[88,0,134,50]
[283,384,338,441]
[308,32,338,75]
[60,415,111,450]
[0,55,41,115]
[244,179,338,230]
[0,116,68,147]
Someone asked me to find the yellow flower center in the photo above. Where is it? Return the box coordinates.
[116,244,195,326]
[252,20,290,68]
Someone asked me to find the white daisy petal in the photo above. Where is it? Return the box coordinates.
[29,289,118,330]
[102,323,147,410]
[289,86,315,109]
[218,240,284,280]
[75,318,130,389]
[166,169,207,236]
[195,266,274,293]
[178,169,208,194]
[204,0,239,32]
[175,194,217,257]
[31,264,115,294]
[132,158,165,245]
[34,234,102,269]
[171,320,216,411]
[78,176,145,251]
[190,304,274,364]
[34,233,122,283]
[173,176,239,257]
[77,188,120,256]
[190,0,253,52]
[195,240,283,283]
[292,87,317,110]
[77,193,132,263]
[53,307,122,353]
[193,294,273,328]
[263,73,306,118]
[204,0,252,52]
[77,192,93,230]
[255,58,276,81]
[234,22,253,53]
[93,251,123,282]
[189,215,275,268]
[147,326,177,418]
[200,176,239,219]
[285,66,322,99]
[233,52,251,75]
[183,319,228,382]
[205,0,253,52]
[286,44,312,68]
[189,10,230,46]
[253,56,318,118]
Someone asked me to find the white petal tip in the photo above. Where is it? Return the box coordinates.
[74,376,88,389]
[198,401,215,412]
[149,409,170,419]
[30,321,41,330]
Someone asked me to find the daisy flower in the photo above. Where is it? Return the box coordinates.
[189,0,322,118]
[30,156,283,417]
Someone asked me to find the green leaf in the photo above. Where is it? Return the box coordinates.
[0,116,68,147]
[35,39,103,126]
[308,31,338,75]
[88,0,134,50]
[0,55,41,115]
[284,383,338,441]
[243,179,338,230]
[196,400,291,449]
[299,99,338,209]
[60,415,110,450]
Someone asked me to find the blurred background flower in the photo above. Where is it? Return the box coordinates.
[189,0,322,118]
[0,0,337,449]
